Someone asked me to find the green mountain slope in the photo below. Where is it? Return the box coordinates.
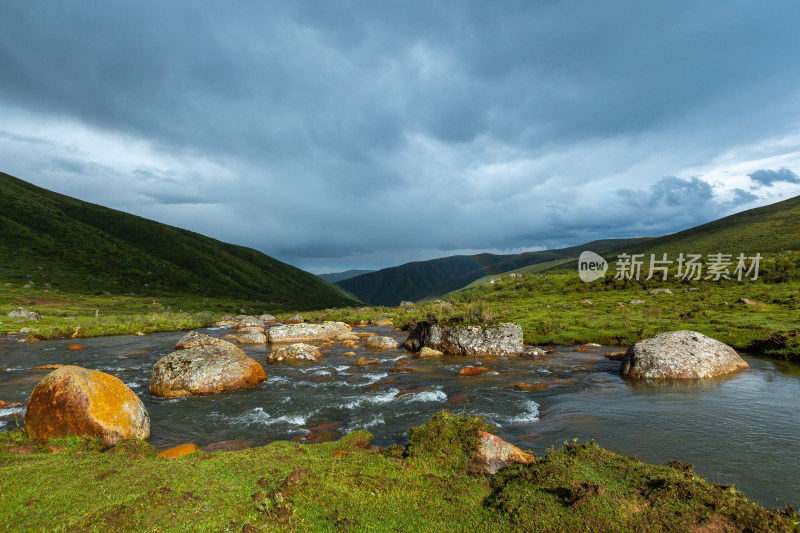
[618,194,800,257]
[318,269,376,283]
[0,172,359,308]
[337,238,652,305]
[537,194,800,277]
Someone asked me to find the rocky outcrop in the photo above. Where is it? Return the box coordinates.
[466,431,535,475]
[268,322,351,343]
[365,336,398,350]
[150,338,267,397]
[620,330,749,379]
[267,343,322,363]
[25,366,150,445]
[404,321,523,357]
[8,308,40,321]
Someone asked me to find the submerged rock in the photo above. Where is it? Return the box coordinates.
[404,321,523,357]
[267,343,322,363]
[365,336,399,350]
[150,340,267,397]
[352,356,380,367]
[25,365,150,445]
[268,322,351,343]
[456,366,493,377]
[620,330,749,379]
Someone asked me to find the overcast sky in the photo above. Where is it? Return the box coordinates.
[2,2,800,273]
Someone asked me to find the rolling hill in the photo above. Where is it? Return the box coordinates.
[318,269,376,283]
[0,172,359,309]
[336,238,652,306]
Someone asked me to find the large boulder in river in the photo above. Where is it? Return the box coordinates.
[619,330,749,379]
[25,366,150,445]
[268,322,351,343]
[404,321,523,357]
[150,339,267,398]
[267,343,322,363]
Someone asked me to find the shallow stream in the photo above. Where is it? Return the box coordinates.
[1,325,798,508]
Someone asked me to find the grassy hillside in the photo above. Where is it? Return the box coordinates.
[0,172,358,309]
[318,269,375,283]
[337,238,652,306]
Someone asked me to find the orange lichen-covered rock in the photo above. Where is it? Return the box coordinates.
[466,431,535,474]
[150,342,267,398]
[456,366,493,377]
[352,356,380,367]
[25,365,150,445]
[67,344,84,351]
[157,443,199,458]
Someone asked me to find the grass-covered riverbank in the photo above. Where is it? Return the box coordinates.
[1,412,797,532]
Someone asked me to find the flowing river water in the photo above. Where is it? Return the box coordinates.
[1,325,798,509]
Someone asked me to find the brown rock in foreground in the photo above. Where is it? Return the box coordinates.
[620,330,749,379]
[25,365,150,445]
[466,431,535,475]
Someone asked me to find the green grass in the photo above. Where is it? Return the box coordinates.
[1,413,796,532]
[0,172,358,309]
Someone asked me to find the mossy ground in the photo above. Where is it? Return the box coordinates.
[1,414,797,532]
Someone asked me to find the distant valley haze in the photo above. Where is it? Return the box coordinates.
[2,2,799,274]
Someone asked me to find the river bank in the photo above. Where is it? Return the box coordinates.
[1,412,797,532]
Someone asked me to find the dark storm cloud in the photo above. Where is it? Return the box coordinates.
[1,1,799,272]
[748,168,800,186]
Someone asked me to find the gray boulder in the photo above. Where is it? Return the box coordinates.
[150,339,267,398]
[404,321,523,357]
[365,336,399,350]
[8,308,40,321]
[620,330,749,379]
[649,289,673,295]
[267,343,322,363]
[268,322,351,343]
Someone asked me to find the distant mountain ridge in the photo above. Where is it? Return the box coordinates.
[0,172,359,309]
[337,238,653,305]
[318,269,376,283]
